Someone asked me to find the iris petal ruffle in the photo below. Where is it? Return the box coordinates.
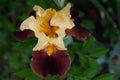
[66,27,92,41]
[13,30,34,42]
[66,7,92,41]
[30,50,71,78]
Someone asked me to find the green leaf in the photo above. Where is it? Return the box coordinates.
[81,57,100,79]
[90,48,109,58]
[78,54,89,69]
[88,57,100,70]
[78,54,100,70]
[81,36,94,53]
[72,42,82,53]
[15,68,41,80]
[68,66,83,76]
[82,67,99,79]
[93,73,115,80]
[81,20,95,30]
[67,48,75,62]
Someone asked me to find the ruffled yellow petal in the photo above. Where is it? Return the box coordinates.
[48,37,66,50]
[33,5,44,16]
[51,3,74,29]
[33,32,48,51]
[50,3,74,38]
[20,16,36,31]
[43,8,56,22]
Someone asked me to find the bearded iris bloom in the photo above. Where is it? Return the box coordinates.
[13,3,91,78]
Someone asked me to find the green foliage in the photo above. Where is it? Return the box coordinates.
[93,73,115,80]
[15,68,41,80]
[78,54,89,69]
[78,54,100,79]
[90,47,109,58]
[82,67,99,79]
[81,36,94,53]
[68,65,83,76]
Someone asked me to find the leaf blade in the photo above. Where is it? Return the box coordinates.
[90,48,109,58]
[93,73,115,80]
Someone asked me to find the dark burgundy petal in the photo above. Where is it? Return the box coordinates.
[68,7,92,41]
[30,50,71,78]
[29,11,36,17]
[70,7,82,26]
[66,26,92,41]
[13,30,34,42]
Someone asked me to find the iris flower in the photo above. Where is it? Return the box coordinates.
[13,3,91,78]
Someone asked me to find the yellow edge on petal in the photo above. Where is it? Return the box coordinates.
[33,5,44,16]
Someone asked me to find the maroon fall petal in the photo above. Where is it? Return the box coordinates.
[68,7,92,41]
[13,30,34,42]
[70,7,82,25]
[66,26,92,41]
[30,50,71,78]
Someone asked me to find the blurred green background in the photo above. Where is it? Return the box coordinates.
[0,0,120,80]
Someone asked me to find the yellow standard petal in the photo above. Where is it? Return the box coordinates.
[50,3,75,38]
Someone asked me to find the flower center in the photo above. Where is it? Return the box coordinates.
[36,8,59,38]
[39,21,59,38]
